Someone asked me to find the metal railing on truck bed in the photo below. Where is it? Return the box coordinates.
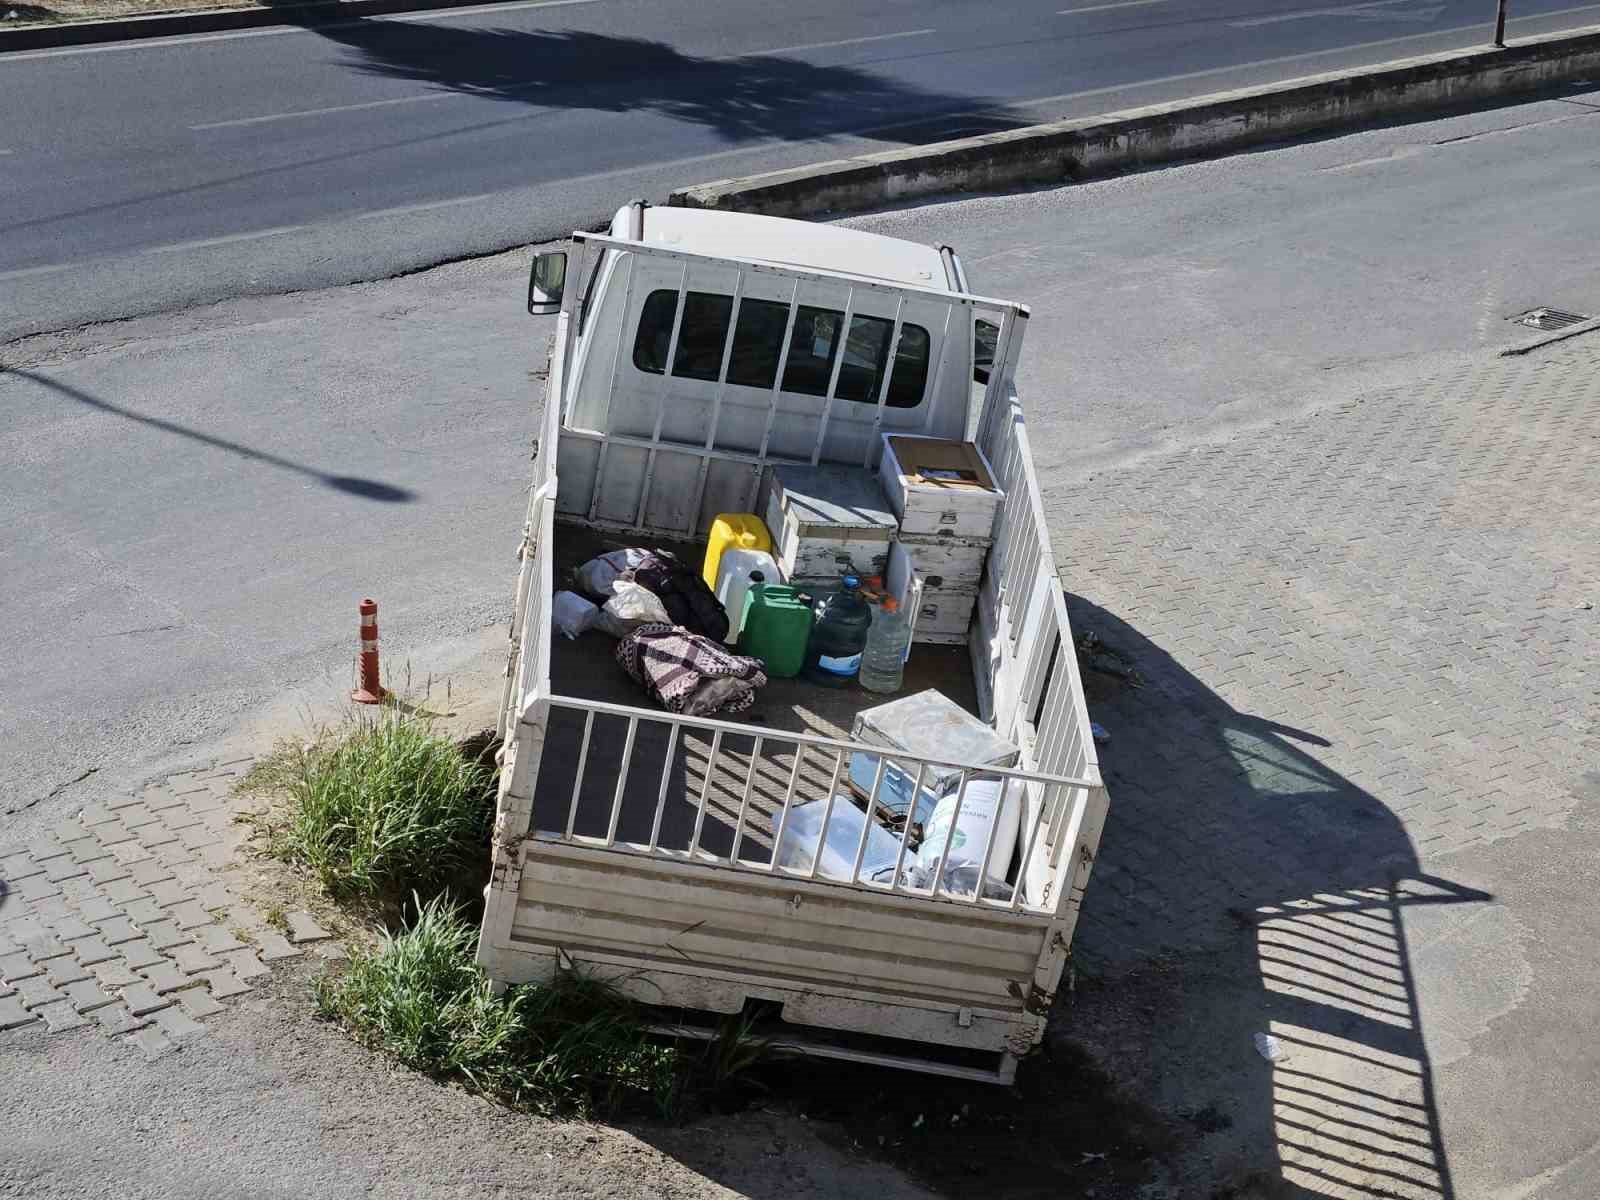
[529,695,1093,913]
[477,249,1108,1079]
[972,369,1108,931]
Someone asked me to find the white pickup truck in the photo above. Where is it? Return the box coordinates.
[476,201,1107,1082]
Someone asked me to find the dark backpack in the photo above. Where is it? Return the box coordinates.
[626,551,730,642]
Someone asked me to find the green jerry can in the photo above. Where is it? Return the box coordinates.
[739,583,812,679]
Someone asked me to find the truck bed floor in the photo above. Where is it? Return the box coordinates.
[537,523,979,863]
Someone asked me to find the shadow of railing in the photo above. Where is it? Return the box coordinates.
[1248,878,1489,1198]
[1064,594,1491,1199]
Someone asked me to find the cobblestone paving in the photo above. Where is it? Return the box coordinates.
[1059,338,1597,965]
[0,762,328,1056]
[1053,337,1598,1197]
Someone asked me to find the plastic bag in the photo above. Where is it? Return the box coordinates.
[574,548,650,601]
[904,860,1013,901]
[626,551,730,642]
[1254,1032,1287,1062]
[595,580,670,639]
[772,796,903,883]
[552,590,599,640]
[915,776,1020,882]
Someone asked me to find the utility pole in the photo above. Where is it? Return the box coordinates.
[1493,0,1508,46]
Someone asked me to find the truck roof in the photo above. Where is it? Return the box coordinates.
[624,206,950,291]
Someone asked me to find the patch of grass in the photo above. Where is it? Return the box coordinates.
[267,706,495,905]
[703,1008,772,1093]
[239,741,310,797]
[316,895,683,1116]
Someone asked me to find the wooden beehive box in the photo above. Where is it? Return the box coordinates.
[895,532,988,592]
[878,435,1004,540]
[910,586,979,645]
[764,464,897,583]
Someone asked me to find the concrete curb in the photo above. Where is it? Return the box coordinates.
[669,26,1600,217]
[0,0,506,52]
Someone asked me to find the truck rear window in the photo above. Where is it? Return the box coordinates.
[633,289,929,408]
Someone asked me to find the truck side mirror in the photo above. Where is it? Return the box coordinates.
[528,251,567,315]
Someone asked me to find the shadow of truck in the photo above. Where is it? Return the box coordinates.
[626,584,1489,1199]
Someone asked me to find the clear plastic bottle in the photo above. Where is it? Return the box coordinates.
[859,596,910,694]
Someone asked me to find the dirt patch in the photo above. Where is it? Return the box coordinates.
[1,0,376,28]
[3,0,243,25]
[687,1038,1178,1199]
[2,4,61,24]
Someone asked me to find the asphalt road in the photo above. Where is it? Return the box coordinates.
[3,0,1600,338]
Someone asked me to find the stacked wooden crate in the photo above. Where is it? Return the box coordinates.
[762,442,1002,649]
[763,463,898,590]
[877,435,1004,645]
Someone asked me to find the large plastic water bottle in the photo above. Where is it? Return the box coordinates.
[859,597,910,694]
[803,575,872,686]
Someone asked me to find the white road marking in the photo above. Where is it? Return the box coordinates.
[187,27,936,130]
[479,137,796,190]
[391,0,598,19]
[355,191,496,218]
[192,91,460,129]
[741,28,935,56]
[1318,144,1426,170]
[1058,0,1175,15]
[1230,0,1445,29]
[0,0,602,62]
[139,224,306,253]
[0,261,74,281]
[20,138,795,272]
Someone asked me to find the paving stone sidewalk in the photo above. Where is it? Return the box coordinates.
[1052,336,1598,1198]
[0,762,329,1057]
[1061,337,1596,967]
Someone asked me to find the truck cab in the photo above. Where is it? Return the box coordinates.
[552,204,981,533]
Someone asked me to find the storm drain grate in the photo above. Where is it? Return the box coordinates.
[1511,307,1591,331]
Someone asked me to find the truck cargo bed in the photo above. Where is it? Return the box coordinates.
[538,524,979,864]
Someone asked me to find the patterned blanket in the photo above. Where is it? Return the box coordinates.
[615,623,768,715]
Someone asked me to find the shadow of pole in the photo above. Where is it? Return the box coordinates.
[5,366,416,502]
[1064,594,1492,1199]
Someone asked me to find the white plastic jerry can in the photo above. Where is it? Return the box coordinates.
[715,547,783,644]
